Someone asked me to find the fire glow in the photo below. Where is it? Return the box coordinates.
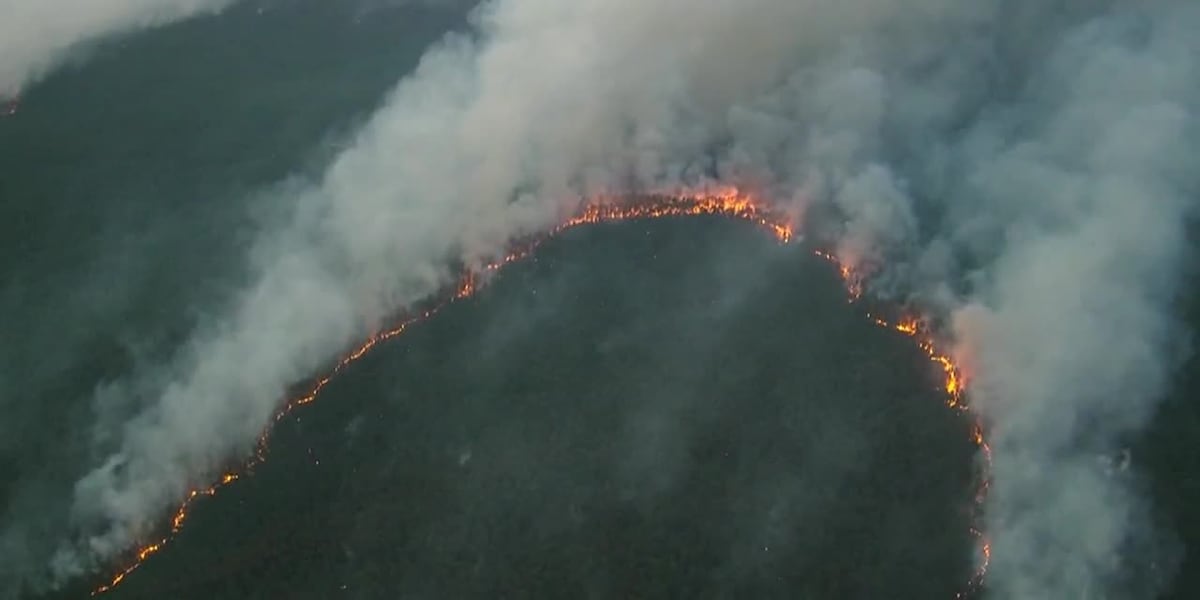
[91,188,991,596]
[867,311,992,592]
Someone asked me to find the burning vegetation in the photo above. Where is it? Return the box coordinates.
[90,188,990,597]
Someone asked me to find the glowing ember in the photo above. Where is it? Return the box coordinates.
[91,472,239,594]
[813,250,863,301]
[821,257,991,593]
[871,310,991,590]
[558,190,794,244]
[91,189,990,597]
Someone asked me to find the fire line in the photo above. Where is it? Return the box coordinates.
[91,188,990,597]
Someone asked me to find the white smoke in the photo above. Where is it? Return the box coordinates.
[0,0,238,93]
[4,1,1195,598]
[948,15,1198,593]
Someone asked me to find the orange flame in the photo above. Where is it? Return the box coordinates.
[91,188,989,597]
[885,312,989,589]
[813,250,863,301]
[557,190,793,244]
[91,472,240,594]
[822,253,992,594]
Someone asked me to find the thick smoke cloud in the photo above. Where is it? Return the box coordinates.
[0,0,236,93]
[948,15,1198,594]
[2,1,1195,598]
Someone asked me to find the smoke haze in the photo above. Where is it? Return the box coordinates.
[1,1,1197,598]
[0,0,237,93]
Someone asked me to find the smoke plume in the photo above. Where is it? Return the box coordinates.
[0,0,240,93]
[2,1,1196,598]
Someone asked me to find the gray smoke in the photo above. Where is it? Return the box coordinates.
[5,1,1195,598]
[948,13,1198,594]
[0,0,237,93]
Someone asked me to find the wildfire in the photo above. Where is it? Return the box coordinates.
[848,309,990,589]
[875,310,991,588]
[813,250,863,301]
[90,188,990,597]
[557,189,793,244]
[824,265,990,593]
[91,473,240,594]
